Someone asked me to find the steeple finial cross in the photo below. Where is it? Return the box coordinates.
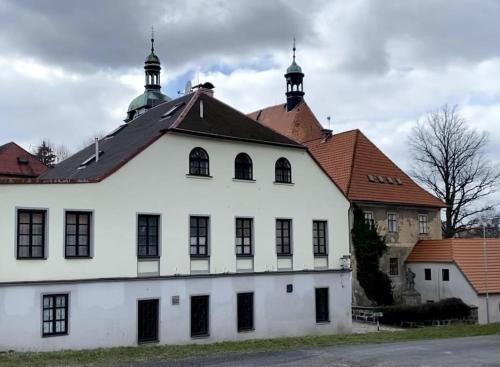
[292,37,296,61]
[151,26,155,53]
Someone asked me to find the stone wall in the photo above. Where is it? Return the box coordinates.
[351,203,442,305]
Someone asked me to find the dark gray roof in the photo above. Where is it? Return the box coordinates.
[35,91,302,183]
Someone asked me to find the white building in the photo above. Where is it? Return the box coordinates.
[0,80,352,350]
[406,238,500,324]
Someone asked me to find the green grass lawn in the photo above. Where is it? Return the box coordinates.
[1,323,499,367]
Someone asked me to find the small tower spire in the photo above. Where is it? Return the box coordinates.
[150,26,155,53]
[284,38,304,111]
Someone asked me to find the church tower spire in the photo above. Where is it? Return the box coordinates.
[144,27,161,91]
[284,38,304,111]
[126,29,171,122]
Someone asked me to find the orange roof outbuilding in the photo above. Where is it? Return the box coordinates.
[0,142,48,178]
[250,101,445,208]
[407,238,500,294]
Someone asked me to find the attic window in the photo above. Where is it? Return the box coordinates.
[367,175,376,182]
[17,156,29,164]
[386,177,394,184]
[395,178,403,185]
[104,124,127,139]
[78,151,103,169]
[161,102,185,119]
[377,176,385,183]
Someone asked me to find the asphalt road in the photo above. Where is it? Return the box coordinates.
[121,335,500,367]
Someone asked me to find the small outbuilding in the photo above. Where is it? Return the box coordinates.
[406,238,500,324]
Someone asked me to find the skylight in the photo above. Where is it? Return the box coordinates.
[78,151,103,169]
[104,124,127,139]
[161,102,185,119]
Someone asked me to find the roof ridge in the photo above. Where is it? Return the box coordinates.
[169,91,200,130]
[345,129,360,197]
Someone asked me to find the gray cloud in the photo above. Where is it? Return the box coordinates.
[0,0,318,72]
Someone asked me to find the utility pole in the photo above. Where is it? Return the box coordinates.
[483,223,490,324]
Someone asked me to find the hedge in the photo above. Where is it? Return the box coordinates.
[380,298,472,326]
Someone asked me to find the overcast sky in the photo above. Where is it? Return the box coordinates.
[1,0,499,191]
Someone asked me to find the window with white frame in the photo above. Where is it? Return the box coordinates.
[236,218,253,256]
[418,214,428,234]
[387,212,397,233]
[42,294,69,337]
[313,220,327,256]
[17,209,46,259]
[364,211,374,228]
[190,216,209,257]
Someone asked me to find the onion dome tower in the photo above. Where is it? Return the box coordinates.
[284,39,304,111]
[126,32,171,121]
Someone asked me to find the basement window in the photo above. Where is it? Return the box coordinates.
[161,102,185,119]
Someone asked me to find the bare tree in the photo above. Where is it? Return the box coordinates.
[409,105,500,238]
[80,131,106,149]
[54,144,72,163]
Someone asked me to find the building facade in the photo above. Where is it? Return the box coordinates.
[0,81,352,350]
[250,46,445,305]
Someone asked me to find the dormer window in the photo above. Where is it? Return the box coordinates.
[234,153,253,180]
[189,147,209,176]
[275,158,292,183]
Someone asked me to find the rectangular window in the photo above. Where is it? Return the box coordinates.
[237,292,254,332]
[389,257,399,276]
[137,299,159,343]
[17,209,46,259]
[387,213,397,233]
[276,219,292,255]
[65,211,91,258]
[364,211,374,228]
[418,214,428,234]
[42,294,68,337]
[191,295,209,337]
[190,216,209,257]
[137,215,159,257]
[442,268,450,281]
[313,220,327,256]
[425,268,432,280]
[315,288,330,323]
[236,218,253,256]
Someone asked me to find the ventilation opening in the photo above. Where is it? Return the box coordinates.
[104,124,127,139]
[78,151,104,169]
[17,156,29,164]
[161,102,185,119]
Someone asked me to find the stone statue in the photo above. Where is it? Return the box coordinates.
[406,267,416,290]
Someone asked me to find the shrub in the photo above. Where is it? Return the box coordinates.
[380,298,471,325]
[352,206,394,305]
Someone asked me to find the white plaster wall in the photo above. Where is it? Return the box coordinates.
[408,262,500,324]
[0,272,352,351]
[0,133,350,282]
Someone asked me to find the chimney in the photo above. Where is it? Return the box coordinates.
[94,137,99,162]
[320,128,332,142]
[193,82,215,97]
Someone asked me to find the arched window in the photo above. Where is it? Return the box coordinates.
[234,153,253,180]
[189,147,209,176]
[275,158,291,183]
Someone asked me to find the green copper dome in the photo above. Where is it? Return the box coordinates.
[127,90,171,113]
[145,52,160,63]
[286,60,302,74]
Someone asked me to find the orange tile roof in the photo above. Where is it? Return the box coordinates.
[0,142,48,178]
[407,238,500,294]
[250,102,445,207]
